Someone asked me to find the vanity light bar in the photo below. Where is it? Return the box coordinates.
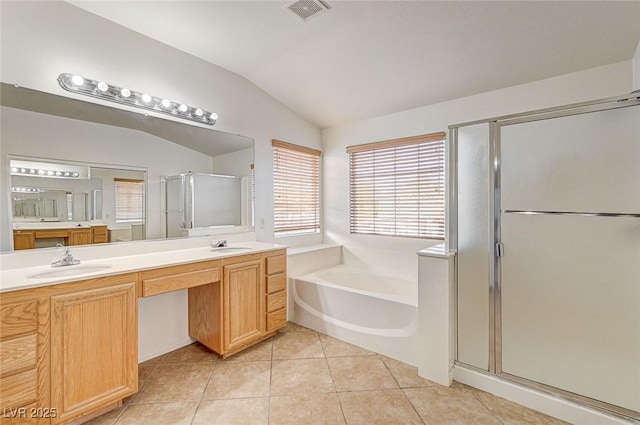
[12,187,42,193]
[57,73,218,126]
[10,167,80,178]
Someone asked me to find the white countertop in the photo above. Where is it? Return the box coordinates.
[0,241,285,293]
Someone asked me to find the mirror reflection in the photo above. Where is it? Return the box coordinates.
[1,83,254,252]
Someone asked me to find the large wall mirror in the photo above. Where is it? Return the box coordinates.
[1,83,254,251]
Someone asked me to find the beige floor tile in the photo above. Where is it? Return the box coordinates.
[192,398,269,425]
[137,364,157,390]
[138,354,165,367]
[474,391,569,424]
[328,356,398,391]
[271,358,335,396]
[381,356,437,388]
[272,332,324,359]
[132,363,213,403]
[114,401,198,425]
[277,322,319,336]
[269,393,346,425]
[338,389,423,425]
[223,338,273,362]
[320,334,375,357]
[203,361,271,399]
[404,386,502,425]
[83,406,124,425]
[161,342,218,364]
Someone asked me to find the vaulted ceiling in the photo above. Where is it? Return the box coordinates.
[68,1,640,129]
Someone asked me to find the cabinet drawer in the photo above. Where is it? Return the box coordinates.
[0,301,37,340]
[266,291,286,313]
[141,262,220,297]
[266,273,286,294]
[266,308,286,332]
[266,255,286,275]
[0,334,37,376]
[34,230,68,239]
[0,368,37,409]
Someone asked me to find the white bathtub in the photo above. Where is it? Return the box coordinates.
[291,264,418,366]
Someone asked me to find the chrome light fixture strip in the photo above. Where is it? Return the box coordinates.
[503,209,640,218]
[57,73,218,126]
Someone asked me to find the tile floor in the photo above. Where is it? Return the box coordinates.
[86,323,569,425]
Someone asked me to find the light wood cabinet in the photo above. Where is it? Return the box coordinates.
[91,226,108,244]
[50,275,137,424]
[67,228,91,246]
[140,261,219,297]
[189,250,287,358]
[0,296,49,425]
[223,258,265,353]
[13,231,35,250]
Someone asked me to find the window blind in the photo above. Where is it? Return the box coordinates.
[272,140,321,236]
[347,132,445,239]
[114,178,145,223]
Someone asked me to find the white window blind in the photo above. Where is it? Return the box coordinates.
[348,132,445,239]
[115,178,145,223]
[272,140,321,237]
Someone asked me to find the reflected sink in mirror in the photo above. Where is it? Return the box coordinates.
[29,264,112,278]
[210,247,253,253]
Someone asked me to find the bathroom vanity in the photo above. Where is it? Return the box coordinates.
[13,225,108,250]
[0,242,287,424]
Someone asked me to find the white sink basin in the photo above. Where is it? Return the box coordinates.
[29,264,112,279]
[210,247,253,253]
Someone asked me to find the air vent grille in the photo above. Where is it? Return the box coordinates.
[285,0,329,22]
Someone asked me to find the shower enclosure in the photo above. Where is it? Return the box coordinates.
[451,93,640,420]
[164,172,244,238]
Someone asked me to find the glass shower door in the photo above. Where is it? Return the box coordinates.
[498,105,640,415]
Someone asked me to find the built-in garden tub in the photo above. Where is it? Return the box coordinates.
[290,261,418,366]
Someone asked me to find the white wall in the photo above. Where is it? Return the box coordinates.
[633,40,640,91]
[0,0,322,246]
[322,61,633,270]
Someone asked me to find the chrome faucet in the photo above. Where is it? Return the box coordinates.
[211,239,228,248]
[52,243,80,267]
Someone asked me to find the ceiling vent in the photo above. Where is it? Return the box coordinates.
[285,0,329,22]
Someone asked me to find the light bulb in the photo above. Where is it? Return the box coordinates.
[161,99,171,108]
[20,168,26,173]
[120,88,131,98]
[209,112,218,121]
[178,104,188,113]
[47,170,54,176]
[73,172,79,177]
[64,172,70,177]
[71,75,84,86]
[38,170,46,175]
[55,171,62,176]
[141,93,152,103]
[97,81,109,92]
[10,167,18,173]
[29,169,36,174]
[195,108,203,117]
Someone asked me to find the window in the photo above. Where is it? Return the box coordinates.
[348,132,445,239]
[114,178,145,223]
[272,140,321,236]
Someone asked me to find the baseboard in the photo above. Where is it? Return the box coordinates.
[454,366,636,425]
[138,336,195,363]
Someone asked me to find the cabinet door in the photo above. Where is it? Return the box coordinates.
[13,231,35,250]
[223,259,264,352]
[68,229,91,246]
[50,278,137,424]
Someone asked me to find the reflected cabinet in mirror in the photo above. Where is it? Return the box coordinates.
[1,83,254,251]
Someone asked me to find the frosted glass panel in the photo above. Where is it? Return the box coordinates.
[501,106,640,213]
[456,123,490,370]
[501,213,640,411]
[165,177,185,238]
[192,173,241,227]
